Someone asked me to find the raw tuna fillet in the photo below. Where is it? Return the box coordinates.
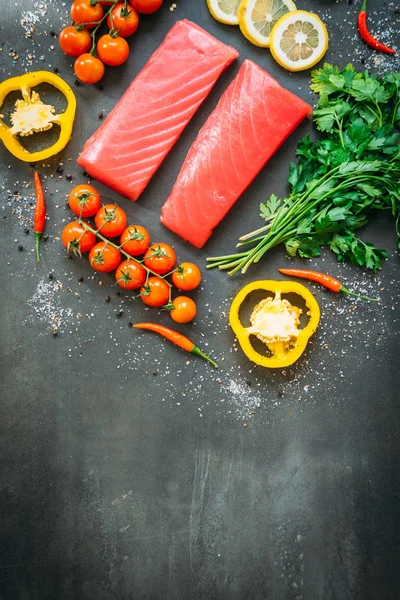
[161,59,312,248]
[77,20,238,201]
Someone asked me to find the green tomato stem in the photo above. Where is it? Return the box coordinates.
[80,221,172,286]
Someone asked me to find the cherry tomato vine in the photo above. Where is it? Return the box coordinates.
[60,1,163,84]
[62,184,201,323]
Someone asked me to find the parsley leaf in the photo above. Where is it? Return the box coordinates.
[259,194,281,221]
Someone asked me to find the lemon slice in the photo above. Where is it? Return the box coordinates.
[206,0,241,25]
[270,10,329,71]
[238,0,297,47]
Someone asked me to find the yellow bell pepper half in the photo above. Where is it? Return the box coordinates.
[229,280,320,368]
[0,71,76,162]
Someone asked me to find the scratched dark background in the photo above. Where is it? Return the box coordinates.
[1,0,400,599]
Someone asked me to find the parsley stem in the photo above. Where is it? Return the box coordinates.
[364,104,382,126]
[334,116,345,147]
[238,221,274,241]
[223,170,391,274]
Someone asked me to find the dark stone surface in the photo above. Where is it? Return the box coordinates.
[1,1,399,599]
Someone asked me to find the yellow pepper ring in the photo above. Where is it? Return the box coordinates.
[0,71,76,163]
[229,280,320,368]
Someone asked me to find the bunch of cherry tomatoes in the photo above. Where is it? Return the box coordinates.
[61,184,202,324]
[59,0,163,84]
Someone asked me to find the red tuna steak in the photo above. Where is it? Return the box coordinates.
[77,20,238,201]
[160,59,312,248]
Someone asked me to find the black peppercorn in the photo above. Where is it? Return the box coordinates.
[105,295,111,302]
[18,244,23,251]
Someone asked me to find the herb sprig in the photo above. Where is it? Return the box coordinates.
[207,64,400,274]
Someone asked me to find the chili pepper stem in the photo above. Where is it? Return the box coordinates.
[340,286,379,302]
[191,345,219,368]
[35,232,41,263]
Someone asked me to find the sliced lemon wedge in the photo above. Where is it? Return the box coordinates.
[270,10,329,71]
[238,0,297,47]
[206,0,241,25]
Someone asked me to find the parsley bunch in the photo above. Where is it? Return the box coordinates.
[207,64,400,274]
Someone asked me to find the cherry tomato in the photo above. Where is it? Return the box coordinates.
[68,184,101,218]
[62,221,96,254]
[94,204,127,238]
[59,26,91,57]
[171,262,202,291]
[143,243,176,275]
[120,225,150,256]
[131,0,163,14]
[115,260,146,290]
[97,34,130,66]
[107,3,139,38]
[74,54,105,85]
[170,296,197,324]
[89,242,121,273]
[140,276,170,307]
[71,0,104,28]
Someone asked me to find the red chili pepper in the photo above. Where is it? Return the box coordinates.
[34,171,46,263]
[133,322,218,367]
[278,268,379,302]
[358,0,395,55]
